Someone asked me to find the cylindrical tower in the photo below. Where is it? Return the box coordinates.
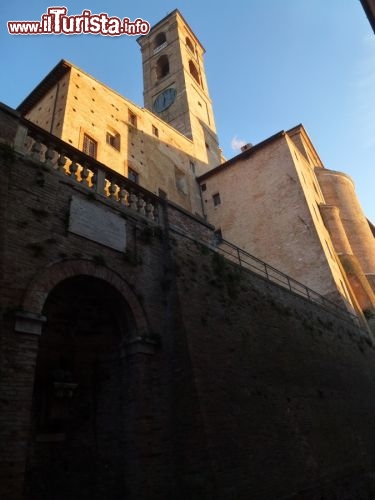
[316,168,375,294]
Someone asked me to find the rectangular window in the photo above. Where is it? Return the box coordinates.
[189,160,195,174]
[201,183,207,192]
[213,192,221,206]
[152,125,159,137]
[128,167,139,184]
[106,131,120,151]
[83,133,97,159]
[128,110,137,127]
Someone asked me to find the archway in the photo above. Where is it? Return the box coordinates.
[189,60,200,85]
[153,31,166,49]
[156,54,169,79]
[24,275,136,499]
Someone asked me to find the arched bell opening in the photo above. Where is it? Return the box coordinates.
[156,54,170,79]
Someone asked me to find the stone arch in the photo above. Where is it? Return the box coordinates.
[189,59,200,85]
[156,54,170,79]
[21,259,149,337]
[153,31,166,49]
[24,268,149,498]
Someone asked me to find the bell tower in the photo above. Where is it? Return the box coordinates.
[137,10,221,166]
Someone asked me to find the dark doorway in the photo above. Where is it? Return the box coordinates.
[24,276,135,499]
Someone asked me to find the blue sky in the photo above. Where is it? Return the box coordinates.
[1,1,374,221]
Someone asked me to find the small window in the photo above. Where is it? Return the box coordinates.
[83,133,97,159]
[201,183,207,192]
[213,193,221,207]
[189,60,200,85]
[152,125,159,137]
[106,131,120,151]
[156,55,169,79]
[189,160,195,174]
[128,110,137,127]
[128,167,139,184]
[186,36,195,53]
[205,141,210,150]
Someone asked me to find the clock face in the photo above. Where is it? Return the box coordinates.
[153,88,176,113]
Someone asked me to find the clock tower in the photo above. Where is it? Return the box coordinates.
[137,10,221,166]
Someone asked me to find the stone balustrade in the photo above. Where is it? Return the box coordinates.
[14,117,159,223]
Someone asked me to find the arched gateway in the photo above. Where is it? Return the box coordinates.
[21,260,150,499]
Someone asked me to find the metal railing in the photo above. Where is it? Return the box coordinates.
[214,238,360,326]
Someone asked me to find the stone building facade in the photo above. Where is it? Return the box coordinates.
[199,125,375,318]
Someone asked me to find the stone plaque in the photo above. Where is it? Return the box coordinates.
[69,196,126,252]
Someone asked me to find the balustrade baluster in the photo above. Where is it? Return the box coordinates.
[56,152,67,172]
[145,200,154,220]
[109,180,118,200]
[31,139,43,161]
[120,188,129,206]
[91,171,97,190]
[69,160,79,180]
[137,194,145,215]
[45,146,56,167]
[129,191,138,211]
[81,164,91,187]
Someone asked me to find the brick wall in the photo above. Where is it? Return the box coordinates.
[171,232,375,499]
